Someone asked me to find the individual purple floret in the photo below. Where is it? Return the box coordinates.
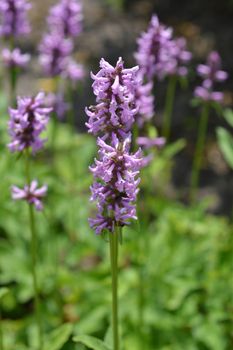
[11,180,47,210]
[194,51,228,103]
[39,32,73,77]
[47,0,83,38]
[8,92,52,153]
[89,135,142,234]
[135,15,173,80]
[85,57,139,140]
[194,86,224,103]
[62,58,84,82]
[2,47,30,68]
[137,136,166,149]
[0,0,31,38]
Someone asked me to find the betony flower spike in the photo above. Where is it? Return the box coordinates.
[86,58,142,235]
[8,92,52,153]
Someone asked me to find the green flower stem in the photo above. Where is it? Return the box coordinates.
[51,111,58,152]
[9,65,18,106]
[9,37,17,105]
[109,227,120,350]
[50,77,60,151]
[25,151,43,350]
[162,75,177,141]
[190,103,210,202]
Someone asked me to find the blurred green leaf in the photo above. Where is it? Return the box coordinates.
[223,108,233,127]
[216,127,233,168]
[0,287,9,300]
[42,323,73,350]
[73,335,112,350]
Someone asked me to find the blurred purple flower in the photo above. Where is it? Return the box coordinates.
[46,92,69,120]
[194,86,224,103]
[135,15,173,80]
[62,58,84,82]
[197,51,228,89]
[135,15,192,80]
[135,72,155,127]
[194,51,227,103]
[39,32,73,77]
[12,180,47,210]
[161,37,192,78]
[137,136,166,149]
[0,0,31,38]
[2,47,30,68]
[47,0,82,38]
[86,57,139,140]
[8,92,52,153]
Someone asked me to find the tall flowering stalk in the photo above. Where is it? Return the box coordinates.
[135,15,192,140]
[8,92,52,349]
[190,51,228,201]
[0,0,31,103]
[86,58,142,350]
[39,0,84,132]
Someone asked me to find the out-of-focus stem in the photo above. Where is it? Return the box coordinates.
[9,65,18,105]
[190,103,209,202]
[25,150,43,350]
[68,82,75,132]
[162,75,177,141]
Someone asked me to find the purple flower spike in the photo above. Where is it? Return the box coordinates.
[86,57,139,140]
[39,32,73,77]
[2,47,30,68]
[0,0,31,38]
[89,135,142,234]
[48,0,83,38]
[86,58,142,235]
[8,92,52,153]
[11,180,47,210]
[197,51,228,88]
[135,15,173,80]
[194,51,227,103]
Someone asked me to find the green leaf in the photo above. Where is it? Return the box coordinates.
[163,139,186,159]
[73,335,112,350]
[216,127,233,168]
[223,108,233,127]
[0,287,9,300]
[43,323,73,350]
